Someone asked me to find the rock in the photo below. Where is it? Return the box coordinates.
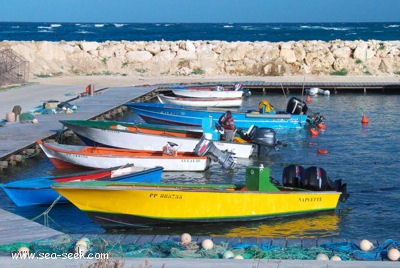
[126,50,153,63]
[2,40,399,78]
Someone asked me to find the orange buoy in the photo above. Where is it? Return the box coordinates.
[309,142,317,145]
[361,114,369,124]
[306,95,312,103]
[318,123,327,130]
[317,148,328,154]
[310,128,319,137]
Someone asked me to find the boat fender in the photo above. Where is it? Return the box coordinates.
[258,100,274,114]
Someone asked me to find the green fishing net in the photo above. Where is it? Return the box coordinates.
[0,234,398,262]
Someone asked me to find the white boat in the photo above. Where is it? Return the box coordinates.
[307,88,330,96]
[171,84,246,98]
[172,89,244,98]
[37,140,211,172]
[60,120,255,159]
[157,94,243,107]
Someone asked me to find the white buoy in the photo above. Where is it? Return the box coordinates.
[180,233,192,244]
[201,239,214,250]
[32,118,39,124]
[74,238,90,256]
[17,246,30,258]
[360,239,374,251]
[315,253,329,260]
[223,250,234,259]
[388,248,400,261]
[330,255,342,261]
[234,255,244,259]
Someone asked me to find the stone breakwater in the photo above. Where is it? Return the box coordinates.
[2,40,400,78]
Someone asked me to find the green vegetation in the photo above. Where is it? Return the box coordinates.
[135,68,148,73]
[34,73,53,78]
[379,43,386,50]
[355,59,363,64]
[363,70,372,75]
[102,71,113,75]
[121,60,130,68]
[191,68,205,75]
[101,57,109,64]
[330,68,348,76]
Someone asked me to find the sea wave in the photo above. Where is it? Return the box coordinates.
[300,25,350,31]
[1,22,398,42]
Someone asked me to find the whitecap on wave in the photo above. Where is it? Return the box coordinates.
[37,26,52,30]
[75,30,93,34]
[300,25,350,31]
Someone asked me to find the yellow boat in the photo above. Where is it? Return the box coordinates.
[52,165,348,228]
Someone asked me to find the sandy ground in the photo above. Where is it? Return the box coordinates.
[1,73,399,120]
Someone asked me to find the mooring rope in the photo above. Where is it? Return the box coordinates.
[31,195,62,227]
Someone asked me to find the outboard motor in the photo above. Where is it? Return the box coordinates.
[301,166,332,191]
[302,166,349,201]
[282,164,305,188]
[307,112,326,127]
[233,83,251,96]
[238,125,280,156]
[194,136,237,169]
[286,97,308,115]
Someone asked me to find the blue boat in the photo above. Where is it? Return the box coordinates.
[0,165,163,207]
[126,97,311,131]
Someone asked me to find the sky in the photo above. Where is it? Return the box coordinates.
[0,0,399,23]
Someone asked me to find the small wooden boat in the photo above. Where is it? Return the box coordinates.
[171,83,248,98]
[157,94,243,107]
[38,140,211,171]
[52,165,348,228]
[60,119,255,158]
[0,165,163,207]
[126,97,309,130]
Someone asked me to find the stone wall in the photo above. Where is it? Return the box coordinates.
[1,40,399,78]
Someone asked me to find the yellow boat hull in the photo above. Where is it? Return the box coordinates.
[53,183,341,227]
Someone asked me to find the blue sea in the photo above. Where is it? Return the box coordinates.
[0,22,399,42]
[1,93,400,241]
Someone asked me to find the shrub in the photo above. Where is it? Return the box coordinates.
[331,69,348,76]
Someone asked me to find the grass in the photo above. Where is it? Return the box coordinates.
[330,68,348,76]
[121,60,129,68]
[135,68,148,73]
[101,57,109,64]
[191,68,205,75]
[34,74,53,78]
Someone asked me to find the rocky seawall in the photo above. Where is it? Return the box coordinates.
[1,40,400,78]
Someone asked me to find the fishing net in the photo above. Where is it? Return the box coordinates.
[19,112,35,123]
[0,234,399,262]
[322,239,400,261]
